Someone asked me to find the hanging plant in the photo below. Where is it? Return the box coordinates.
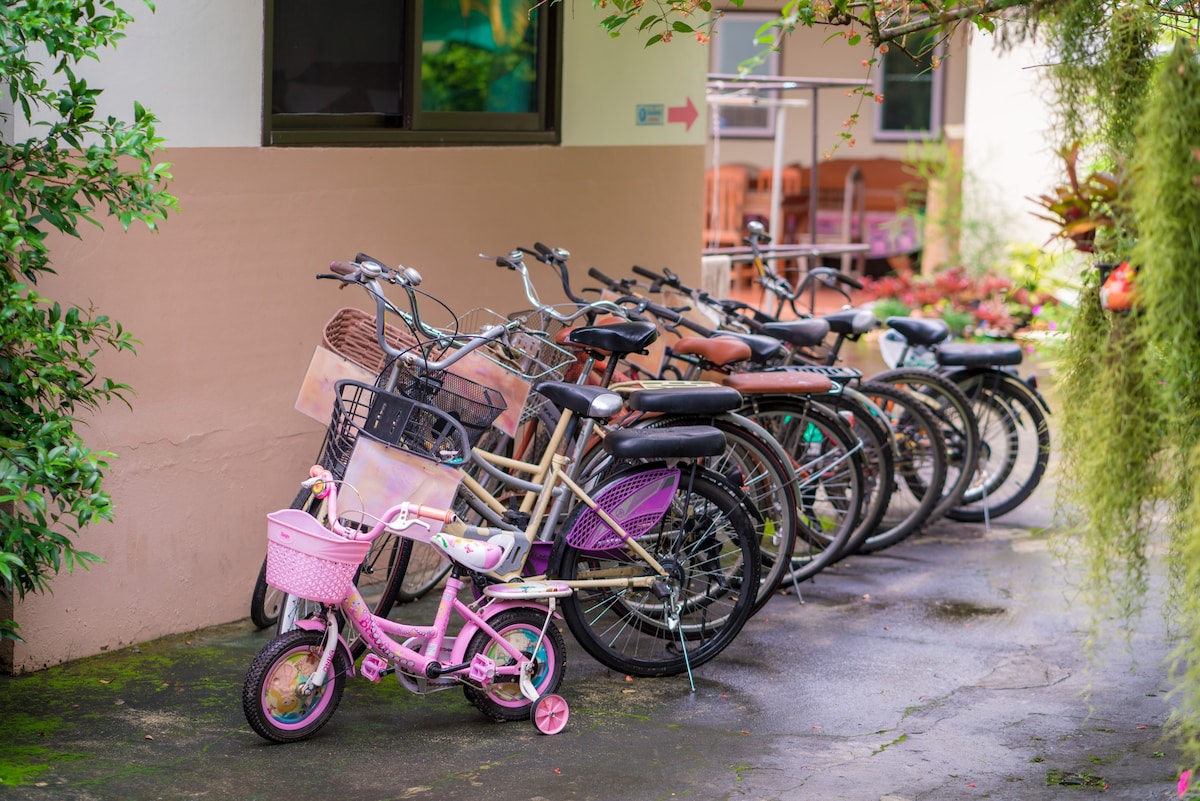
[1125,37,1200,772]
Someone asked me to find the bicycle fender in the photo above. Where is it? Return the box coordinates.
[448,602,562,665]
[293,617,357,677]
[950,367,1052,415]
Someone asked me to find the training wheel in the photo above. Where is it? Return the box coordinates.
[531,693,570,735]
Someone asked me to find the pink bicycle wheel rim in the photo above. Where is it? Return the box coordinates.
[533,694,569,734]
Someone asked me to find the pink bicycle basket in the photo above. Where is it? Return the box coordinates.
[265,508,371,603]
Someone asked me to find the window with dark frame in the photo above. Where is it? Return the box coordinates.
[873,36,945,141]
[266,0,561,146]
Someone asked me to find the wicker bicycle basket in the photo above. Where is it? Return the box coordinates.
[316,378,502,480]
[265,508,371,603]
[323,307,420,375]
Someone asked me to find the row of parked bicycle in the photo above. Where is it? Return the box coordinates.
[240,223,1052,742]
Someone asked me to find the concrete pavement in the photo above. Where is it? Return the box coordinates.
[0,465,1185,800]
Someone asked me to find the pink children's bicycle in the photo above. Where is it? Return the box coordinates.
[242,465,571,742]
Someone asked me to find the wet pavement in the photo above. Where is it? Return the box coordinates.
[0,464,1184,800]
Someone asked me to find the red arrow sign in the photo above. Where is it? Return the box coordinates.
[668,98,698,131]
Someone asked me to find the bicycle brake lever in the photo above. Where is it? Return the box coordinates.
[386,517,431,533]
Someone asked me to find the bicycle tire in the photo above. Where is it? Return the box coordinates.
[869,367,980,524]
[574,412,800,616]
[550,467,759,677]
[242,627,350,743]
[740,398,865,583]
[815,387,897,555]
[946,370,1050,522]
[394,542,451,603]
[852,381,949,553]
[462,608,568,721]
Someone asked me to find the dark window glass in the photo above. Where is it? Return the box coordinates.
[876,36,943,140]
[266,0,560,145]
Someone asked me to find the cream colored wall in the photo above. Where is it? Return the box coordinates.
[963,33,1058,247]
[9,6,707,672]
[563,4,708,147]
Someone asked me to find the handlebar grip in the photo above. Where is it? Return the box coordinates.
[328,261,360,277]
[646,302,682,324]
[838,273,864,290]
[533,242,554,258]
[588,266,620,288]
[631,264,664,282]
[405,503,458,524]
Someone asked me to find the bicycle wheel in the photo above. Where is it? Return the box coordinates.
[741,398,865,582]
[815,388,897,555]
[550,467,759,677]
[946,371,1050,522]
[242,627,350,743]
[575,412,799,616]
[870,367,980,524]
[852,381,949,553]
[462,608,568,722]
[393,542,451,603]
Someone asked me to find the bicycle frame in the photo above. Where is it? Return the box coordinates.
[447,401,678,588]
[297,572,553,697]
[301,485,558,685]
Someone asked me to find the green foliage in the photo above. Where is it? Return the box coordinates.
[1126,38,1200,768]
[589,0,1028,51]
[0,1,176,642]
[1041,2,1167,623]
[422,43,497,112]
[1049,29,1200,774]
[899,141,1019,276]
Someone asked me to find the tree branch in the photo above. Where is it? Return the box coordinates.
[871,0,1031,45]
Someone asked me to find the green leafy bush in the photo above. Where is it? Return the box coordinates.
[0,1,176,643]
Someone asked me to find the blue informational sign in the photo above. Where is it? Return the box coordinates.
[636,104,665,126]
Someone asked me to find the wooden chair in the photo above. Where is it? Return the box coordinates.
[755,163,806,197]
[753,163,811,281]
[703,164,750,249]
[703,164,751,287]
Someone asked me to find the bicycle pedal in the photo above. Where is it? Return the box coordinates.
[360,653,389,683]
[468,653,497,684]
[649,579,671,600]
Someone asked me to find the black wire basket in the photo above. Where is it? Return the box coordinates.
[317,379,502,479]
[390,361,506,444]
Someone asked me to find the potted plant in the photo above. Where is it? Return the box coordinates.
[1028,142,1121,252]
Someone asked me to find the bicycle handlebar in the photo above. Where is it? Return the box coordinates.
[585,266,714,335]
[806,266,864,292]
[318,254,519,379]
[487,250,629,324]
